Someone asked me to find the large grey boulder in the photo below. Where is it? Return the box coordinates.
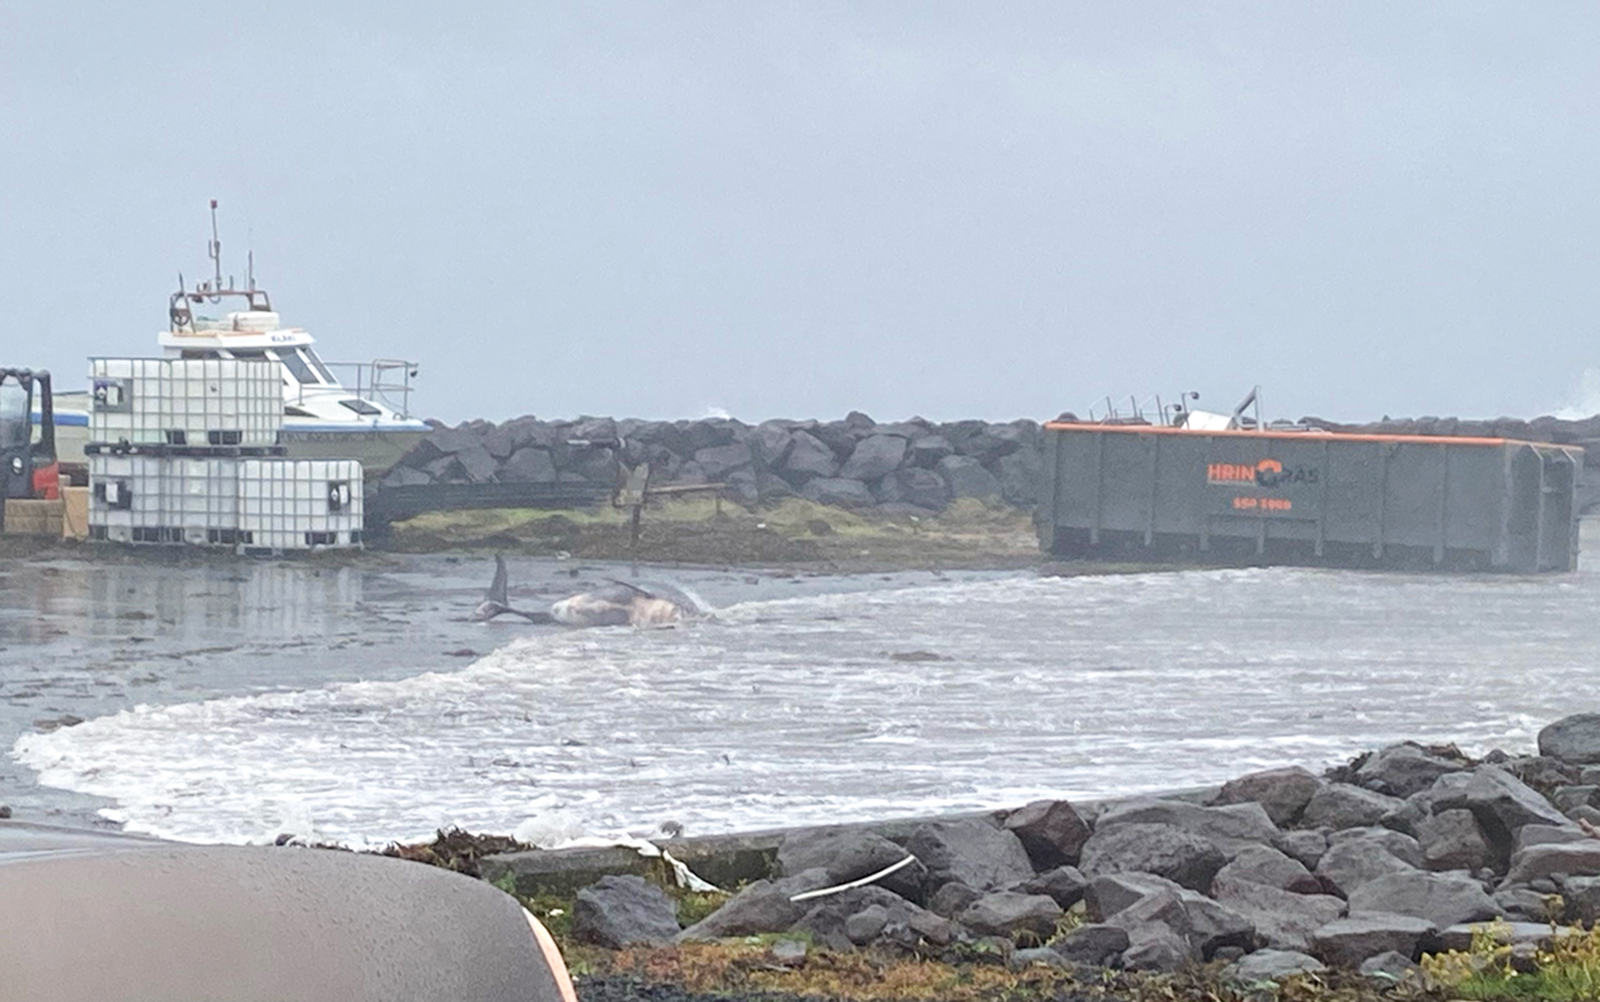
[875,468,949,510]
[781,431,840,482]
[927,882,982,919]
[381,465,431,487]
[566,446,619,483]
[1012,866,1087,909]
[1325,827,1425,868]
[1513,823,1589,855]
[996,449,1044,507]
[1280,830,1328,870]
[1356,743,1471,798]
[453,442,500,482]
[905,820,1035,892]
[1358,951,1419,981]
[1315,838,1419,898]
[844,904,889,946]
[1216,766,1323,827]
[1310,913,1436,969]
[1495,886,1558,922]
[572,875,682,948]
[839,435,908,482]
[1088,872,1254,959]
[568,416,619,443]
[909,435,955,467]
[1004,799,1091,869]
[681,418,740,452]
[481,422,519,460]
[693,443,753,480]
[1415,809,1491,872]
[678,868,827,940]
[1345,871,1501,930]
[1558,875,1600,924]
[1463,767,1571,858]
[791,885,920,951]
[775,827,927,902]
[1049,924,1129,966]
[1078,823,1227,892]
[499,447,558,483]
[1539,714,1600,764]
[799,477,875,508]
[1302,784,1405,831]
[1409,771,1478,816]
[937,455,1001,500]
[1181,895,1257,959]
[1210,874,1347,953]
[1085,872,1188,921]
[1227,949,1326,983]
[1215,845,1322,895]
[749,424,795,470]
[1553,785,1600,815]
[1105,890,1197,971]
[812,421,859,460]
[1504,841,1600,885]
[1433,920,1575,953]
[958,892,1062,939]
[1092,799,1279,859]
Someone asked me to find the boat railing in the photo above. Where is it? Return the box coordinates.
[316,359,420,418]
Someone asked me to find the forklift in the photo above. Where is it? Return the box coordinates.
[0,368,59,533]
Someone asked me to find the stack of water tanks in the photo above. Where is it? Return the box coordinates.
[85,358,364,553]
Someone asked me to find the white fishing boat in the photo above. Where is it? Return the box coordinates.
[48,205,429,480]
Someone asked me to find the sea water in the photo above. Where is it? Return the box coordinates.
[11,561,1600,846]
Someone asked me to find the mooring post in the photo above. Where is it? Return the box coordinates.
[630,503,642,577]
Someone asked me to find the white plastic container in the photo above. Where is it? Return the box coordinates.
[89,357,282,448]
[161,456,242,545]
[237,458,364,551]
[87,454,168,544]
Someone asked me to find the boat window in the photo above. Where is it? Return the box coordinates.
[301,348,337,385]
[274,348,318,385]
[340,399,382,416]
[230,349,267,359]
[181,350,221,359]
[285,405,315,417]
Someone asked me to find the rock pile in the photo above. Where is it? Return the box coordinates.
[1304,413,1600,511]
[567,714,1600,981]
[384,413,1046,513]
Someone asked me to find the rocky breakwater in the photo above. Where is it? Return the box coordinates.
[556,714,1600,984]
[1305,412,1600,512]
[384,413,1047,513]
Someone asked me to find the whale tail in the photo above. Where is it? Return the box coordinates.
[486,554,510,606]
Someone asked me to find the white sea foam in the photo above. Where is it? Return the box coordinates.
[14,567,1600,845]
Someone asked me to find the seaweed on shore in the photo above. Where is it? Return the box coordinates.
[377,825,532,877]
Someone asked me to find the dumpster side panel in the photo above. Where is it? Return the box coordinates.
[1040,425,1581,573]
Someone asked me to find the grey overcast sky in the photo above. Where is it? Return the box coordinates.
[3,2,1598,425]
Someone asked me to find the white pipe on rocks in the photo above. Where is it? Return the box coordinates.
[788,854,918,903]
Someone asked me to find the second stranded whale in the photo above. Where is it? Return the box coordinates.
[470,557,702,628]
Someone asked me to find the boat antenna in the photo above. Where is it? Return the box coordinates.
[207,198,223,300]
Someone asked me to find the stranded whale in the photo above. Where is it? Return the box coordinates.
[550,579,702,628]
[467,557,702,628]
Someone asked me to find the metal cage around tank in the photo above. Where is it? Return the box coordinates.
[1038,423,1582,573]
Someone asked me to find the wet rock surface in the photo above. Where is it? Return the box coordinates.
[573,875,682,948]
[488,713,1600,985]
